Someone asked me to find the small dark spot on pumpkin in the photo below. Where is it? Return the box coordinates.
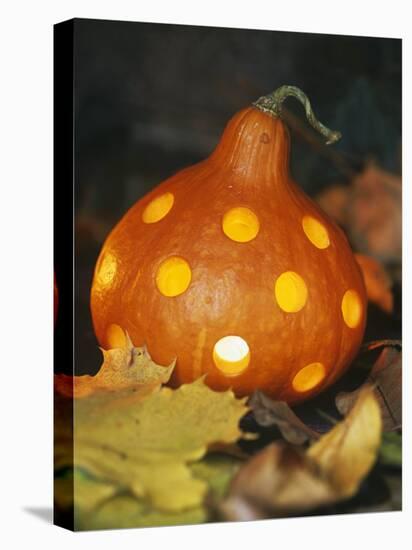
[204,296,212,304]
[260,132,270,144]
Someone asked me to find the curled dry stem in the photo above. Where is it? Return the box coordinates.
[253,85,342,146]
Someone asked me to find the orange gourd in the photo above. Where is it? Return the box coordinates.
[90,86,366,404]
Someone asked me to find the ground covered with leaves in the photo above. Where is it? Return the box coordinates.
[54,329,401,531]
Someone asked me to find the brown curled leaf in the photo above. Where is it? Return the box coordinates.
[248,390,320,445]
[362,339,401,352]
[336,347,401,431]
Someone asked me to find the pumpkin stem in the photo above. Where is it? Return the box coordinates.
[253,85,342,145]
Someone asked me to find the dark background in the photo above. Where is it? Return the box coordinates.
[69,18,401,375]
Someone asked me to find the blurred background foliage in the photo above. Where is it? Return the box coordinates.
[71,19,401,375]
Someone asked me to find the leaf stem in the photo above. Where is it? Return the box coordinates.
[253,85,342,146]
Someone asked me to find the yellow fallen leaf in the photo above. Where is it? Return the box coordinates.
[55,455,240,530]
[55,378,250,512]
[54,468,119,514]
[307,385,382,498]
[77,494,206,531]
[54,332,175,398]
[220,386,382,520]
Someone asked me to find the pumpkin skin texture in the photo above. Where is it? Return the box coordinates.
[90,88,367,404]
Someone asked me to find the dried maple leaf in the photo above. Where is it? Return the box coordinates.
[336,345,401,431]
[54,332,175,398]
[348,162,401,264]
[248,390,320,445]
[315,184,349,227]
[220,386,382,520]
[315,164,401,268]
[55,378,250,513]
[355,253,394,314]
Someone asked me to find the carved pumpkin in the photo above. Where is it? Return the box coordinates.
[90,86,367,404]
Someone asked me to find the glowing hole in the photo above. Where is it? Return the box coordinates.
[213,336,250,376]
[292,362,326,392]
[156,256,192,297]
[95,251,117,287]
[275,271,308,313]
[142,192,174,223]
[341,289,362,328]
[302,215,330,249]
[106,324,127,349]
[222,207,260,243]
